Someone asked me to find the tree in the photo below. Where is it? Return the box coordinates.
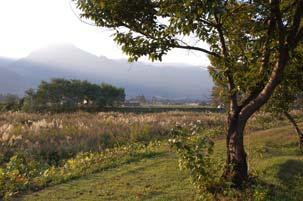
[74,0,303,186]
[211,44,303,151]
[23,79,126,112]
[98,83,125,107]
[22,89,36,112]
[0,94,20,111]
[265,48,303,151]
[0,94,19,105]
[212,62,303,151]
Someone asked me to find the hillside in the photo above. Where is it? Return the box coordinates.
[0,66,30,94]
[0,44,213,100]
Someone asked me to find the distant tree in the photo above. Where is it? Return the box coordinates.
[98,83,125,107]
[0,94,20,111]
[22,89,36,112]
[23,79,125,112]
[75,0,303,186]
[0,94,19,104]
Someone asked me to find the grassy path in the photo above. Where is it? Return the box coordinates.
[18,152,194,201]
[17,125,303,201]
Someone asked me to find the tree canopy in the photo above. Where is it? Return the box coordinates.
[23,79,125,112]
[265,45,303,114]
[74,0,303,186]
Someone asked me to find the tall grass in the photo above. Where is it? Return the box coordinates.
[0,111,301,165]
[0,112,225,165]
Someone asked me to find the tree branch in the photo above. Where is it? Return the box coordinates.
[241,7,278,109]
[259,11,276,75]
[198,18,218,28]
[118,22,222,58]
[288,0,303,50]
[239,91,259,109]
[241,1,302,117]
[174,44,221,58]
[293,27,303,50]
[214,14,238,111]
[284,111,303,149]
[239,0,289,121]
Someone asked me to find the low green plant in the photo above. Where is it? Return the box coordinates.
[168,122,279,201]
[169,123,224,200]
[0,141,161,200]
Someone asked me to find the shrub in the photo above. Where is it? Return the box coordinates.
[169,122,224,200]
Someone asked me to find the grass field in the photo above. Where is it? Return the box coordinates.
[17,124,303,201]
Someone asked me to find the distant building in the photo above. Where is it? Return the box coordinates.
[124,101,141,107]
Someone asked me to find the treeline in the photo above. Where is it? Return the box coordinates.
[0,79,125,112]
[0,94,20,111]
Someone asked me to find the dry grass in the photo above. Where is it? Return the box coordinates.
[0,111,224,165]
[1,110,301,165]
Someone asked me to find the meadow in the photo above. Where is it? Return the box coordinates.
[0,110,302,200]
[0,111,225,165]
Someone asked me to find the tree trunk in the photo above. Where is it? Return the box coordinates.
[224,113,248,188]
[284,111,303,151]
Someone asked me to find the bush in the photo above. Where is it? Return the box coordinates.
[169,122,224,200]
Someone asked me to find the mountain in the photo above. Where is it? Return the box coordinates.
[0,57,15,67]
[0,66,30,95]
[0,57,30,95]
[0,44,213,100]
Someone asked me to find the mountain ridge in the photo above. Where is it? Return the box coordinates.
[0,44,213,100]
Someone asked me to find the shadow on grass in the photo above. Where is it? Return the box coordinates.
[277,159,303,186]
[259,159,303,201]
[249,159,303,201]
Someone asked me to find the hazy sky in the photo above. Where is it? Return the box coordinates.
[0,0,210,66]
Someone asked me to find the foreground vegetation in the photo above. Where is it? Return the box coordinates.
[0,111,302,200]
[0,111,223,199]
[2,111,300,166]
[0,112,224,166]
[18,124,303,201]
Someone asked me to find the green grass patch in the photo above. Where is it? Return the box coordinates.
[17,152,194,201]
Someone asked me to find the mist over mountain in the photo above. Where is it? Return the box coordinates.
[0,44,213,100]
[0,57,15,67]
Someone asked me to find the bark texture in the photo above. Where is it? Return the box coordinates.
[224,113,248,187]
